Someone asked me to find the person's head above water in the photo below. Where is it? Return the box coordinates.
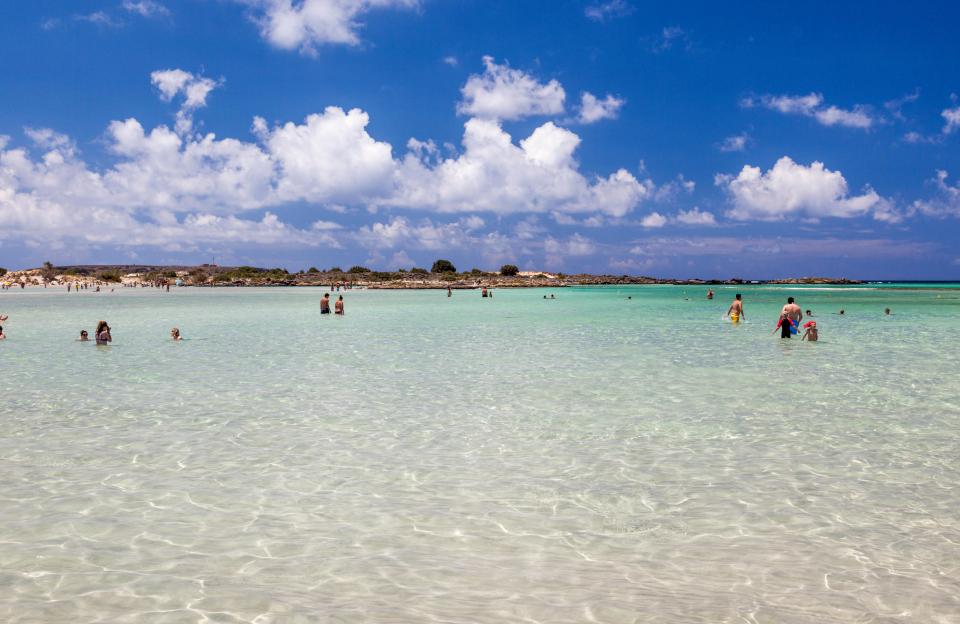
[787,297,795,304]
[735,294,742,300]
[805,309,812,315]
[170,327,180,338]
[885,308,891,314]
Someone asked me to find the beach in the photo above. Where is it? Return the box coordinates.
[1,284,958,622]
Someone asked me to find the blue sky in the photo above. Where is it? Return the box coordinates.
[1,0,958,278]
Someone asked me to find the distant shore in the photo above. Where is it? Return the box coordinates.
[0,264,866,290]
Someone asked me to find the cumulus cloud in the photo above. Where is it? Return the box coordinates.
[150,69,221,135]
[742,93,874,129]
[239,0,418,53]
[457,56,565,121]
[640,212,667,228]
[257,107,396,204]
[718,133,748,152]
[577,92,624,124]
[394,119,651,216]
[675,207,717,225]
[716,156,883,221]
[122,1,171,18]
[0,69,656,259]
[584,0,634,22]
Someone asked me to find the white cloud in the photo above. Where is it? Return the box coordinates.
[258,107,396,204]
[675,207,717,225]
[394,119,651,216]
[150,69,221,135]
[442,56,458,67]
[577,92,624,124]
[743,93,874,129]
[122,1,170,18]
[239,0,419,53]
[911,170,960,217]
[718,133,748,152]
[457,56,565,121]
[942,106,960,134]
[653,174,695,203]
[584,0,633,22]
[545,234,596,258]
[628,236,935,259]
[717,156,882,221]
[640,212,667,228]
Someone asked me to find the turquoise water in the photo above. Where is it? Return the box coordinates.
[1,284,959,623]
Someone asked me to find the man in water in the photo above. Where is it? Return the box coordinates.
[335,295,344,315]
[320,293,331,314]
[707,289,714,300]
[726,294,745,323]
[782,297,803,326]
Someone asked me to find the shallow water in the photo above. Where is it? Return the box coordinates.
[1,284,959,623]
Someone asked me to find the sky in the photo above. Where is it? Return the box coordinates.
[1,1,958,279]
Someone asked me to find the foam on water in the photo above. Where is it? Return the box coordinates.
[1,285,959,622]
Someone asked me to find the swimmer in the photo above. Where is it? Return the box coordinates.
[78,330,89,341]
[320,293,331,314]
[805,309,813,318]
[95,320,112,344]
[335,295,344,315]
[884,308,891,315]
[628,296,632,300]
[707,289,714,300]
[0,325,5,340]
[726,293,745,323]
[170,327,182,341]
[0,314,7,322]
[839,309,845,316]
[482,287,488,298]
[550,294,555,299]
[772,313,796,339]
[802,321,818,341]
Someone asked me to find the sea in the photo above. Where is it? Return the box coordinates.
[1,284,958,623]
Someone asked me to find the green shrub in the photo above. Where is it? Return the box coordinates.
[97,269,122,282]
[500,264,519,276]
[0,267,6,276]
[307,267,319,273]
[410,267,428,275]
[348,266,371,274]
[431,259,456,273]
[329,266,343,273]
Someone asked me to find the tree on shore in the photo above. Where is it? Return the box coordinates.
[500,264,519,276]
[348,266,371,274]
[41,261,56,280]
[431,259,456,273]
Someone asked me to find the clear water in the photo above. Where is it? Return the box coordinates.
[1,285,959,623]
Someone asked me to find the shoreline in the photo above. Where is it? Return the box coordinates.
[1,264,870,290]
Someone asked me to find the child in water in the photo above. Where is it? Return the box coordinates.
[772,313,796,339]
[78,330,89,341]
[802,321,818,342]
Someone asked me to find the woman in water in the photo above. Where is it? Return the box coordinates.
[170,327,182,341]
[335,295,344,315]
[95,321,112,344]
[78,330,89,341]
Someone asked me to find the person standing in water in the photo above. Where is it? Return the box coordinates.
[707,289,714,300]
[320,293,331,314]
[782,297,803,326]
[726,294,745,323]
[335,295,344,315]
[95,321,112,344]
[447,286,452,297]
[802,321,818,341]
